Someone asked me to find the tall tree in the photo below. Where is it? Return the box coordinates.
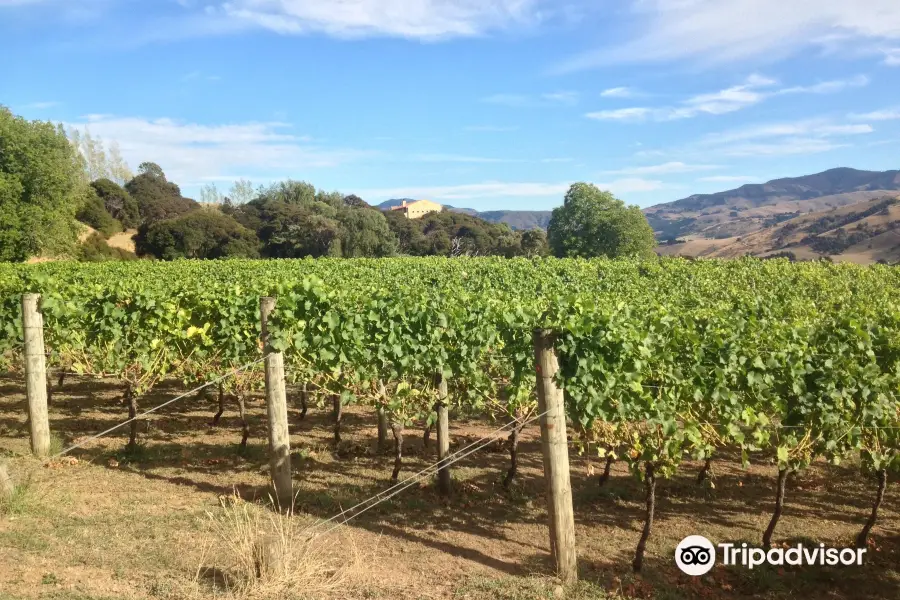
[228,179,255,204]
[200,182,223,204]
[125,164,198,225]
[106,141,133,185]
[0,106,84,261]
[547,183,656,258]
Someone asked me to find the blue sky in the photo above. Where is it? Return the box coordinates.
[2,0,899,211]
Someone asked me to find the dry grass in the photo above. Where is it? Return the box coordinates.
[196,492,358,600]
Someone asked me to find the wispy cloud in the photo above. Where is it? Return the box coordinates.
[65,114,374,187]
[600,86,639,98]
[411,153,523,163]
[774,74,869,95]
[695,118,873,157]
[553,0,900,72]
[208,0,544,40]
[886,48,900,66]
[586,75,867,122]
[603,162,721,176]
[698,175,757,183]
[464,125,519,132]
[22,100,60,109]
[849,107,900,121]
[541,91,579,105]
[482,91,579,108]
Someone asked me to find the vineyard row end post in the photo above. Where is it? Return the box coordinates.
[434,372,451,496]
[533,328,578,585]
[260,296,293,511]
[22,294,51,458]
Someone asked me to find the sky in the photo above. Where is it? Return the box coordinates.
[1,0,899,211]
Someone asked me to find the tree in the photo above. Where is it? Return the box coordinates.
[343,194,369,208]
[0,106,84,261]
[125,165,199,225]
[228,179,256,204]
[137,162,166,178]
[76,187,122,237]
[547,183,656,258]
[91,178,140,229]
[135,211,259,260]
[520,229,549,257]
[200,182,223,204]
[106,141,133,185]
[337,207,397,257]
[259,179,317,205]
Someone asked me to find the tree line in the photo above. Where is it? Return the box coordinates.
[1,105,657,262]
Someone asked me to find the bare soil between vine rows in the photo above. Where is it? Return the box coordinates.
[0,375,898,600]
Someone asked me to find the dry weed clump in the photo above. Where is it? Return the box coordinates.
[197,492,358,599]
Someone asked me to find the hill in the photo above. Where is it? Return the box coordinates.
[644,167,900,241]
[376,199,551,230]
[657,194,900,264]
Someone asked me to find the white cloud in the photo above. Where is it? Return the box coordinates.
[850,107,900,121]
[464,125,518,132]
[600,87,638,98]
[482,91,579,108]
[603,162,720,176]
[699,120,873,145]
[23,101,60,109]
[585,107,652,121]
[542,91,579,105]
[721,138,848,157]
[691,118,873,157]
[212,0,543,40]
[411,153,522,163]
[554,0,900,72]
[586,75,867,122]
[65,115,374,187]
[698,175,757,183]
[359,178,664,201]
[886,48,900,65]
[775,75,869,95]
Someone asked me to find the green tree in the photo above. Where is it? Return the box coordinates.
[135,211,259,260]
[125,165,199,225]
[520,229,549,257]
[336,207,397,257]
[76,187,122,237]
[547,183,656,258]
[0,106,84,261]
[91,178,140,228]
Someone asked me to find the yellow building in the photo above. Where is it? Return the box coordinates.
[390,199,443,219]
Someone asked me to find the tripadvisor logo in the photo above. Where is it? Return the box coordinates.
[675,535,866,575]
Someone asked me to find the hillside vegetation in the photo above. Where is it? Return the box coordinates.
[658,194,900,264]
[645,167,900,241]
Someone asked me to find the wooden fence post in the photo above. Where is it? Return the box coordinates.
[22,294,51,458]
[533,328,577,584]
[260,297,293,511]
[377,380,389,452]
[434,372,451,495]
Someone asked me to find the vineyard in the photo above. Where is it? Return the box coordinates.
[1,256,899,599]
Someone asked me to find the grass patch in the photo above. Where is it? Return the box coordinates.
[196,493,358,599]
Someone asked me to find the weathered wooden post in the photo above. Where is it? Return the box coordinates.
[22,294,51,458]
[434,372,451,495]
[260,297,293,511]
[377,380,389,452]
[0,461,14,502]
[533,328,577,584]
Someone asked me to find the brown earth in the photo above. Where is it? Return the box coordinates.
[0,375,898,600]
[657,195,900,264]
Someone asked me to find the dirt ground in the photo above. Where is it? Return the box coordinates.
[0,374,898,600]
